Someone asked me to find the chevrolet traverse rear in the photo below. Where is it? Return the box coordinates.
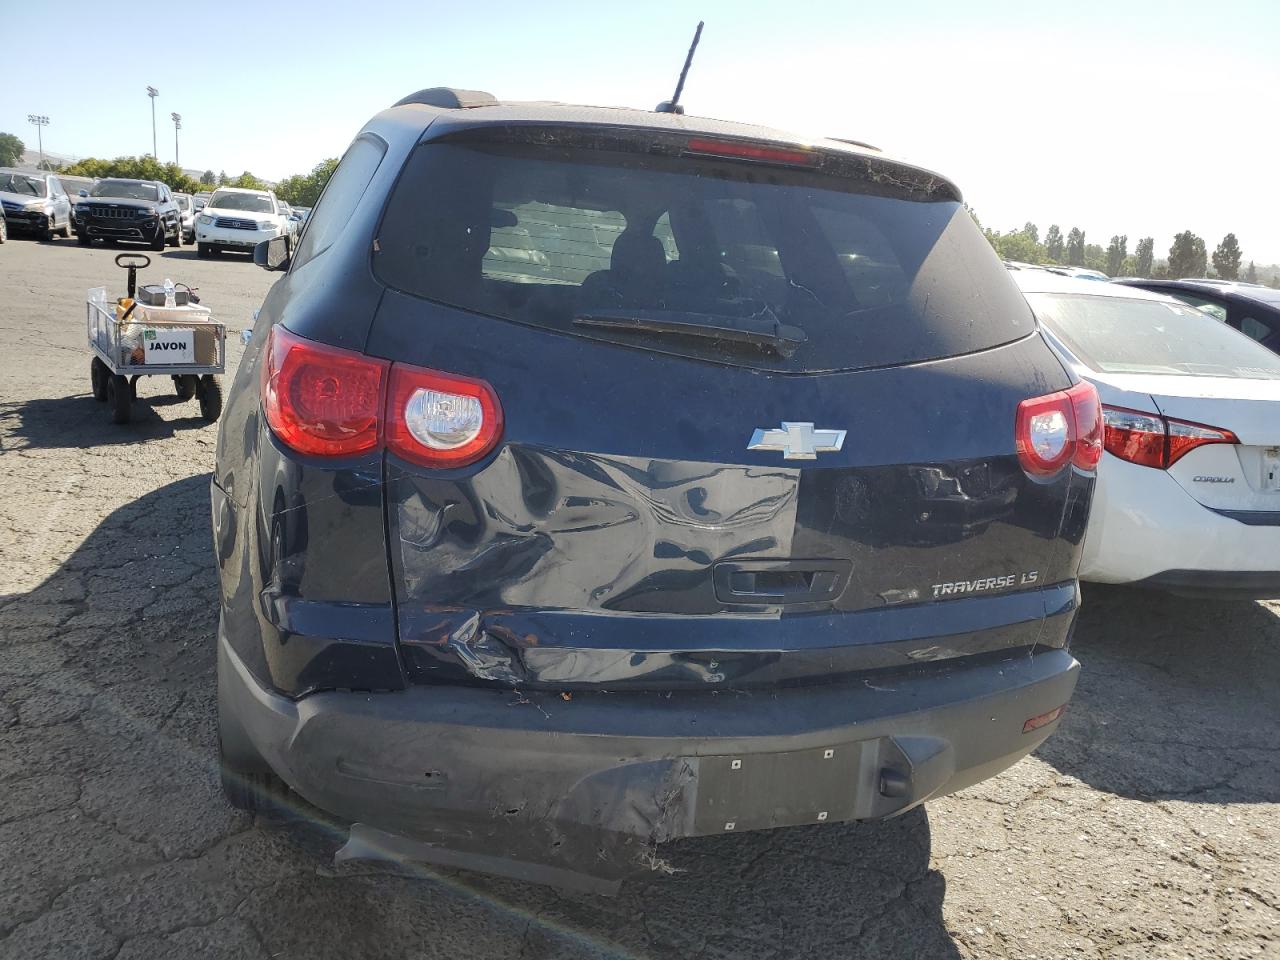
[212,87,1098,891]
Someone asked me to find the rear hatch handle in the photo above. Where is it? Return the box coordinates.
[713,560,852,605]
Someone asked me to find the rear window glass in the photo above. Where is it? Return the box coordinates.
[374,135,1032,372]
[1027,293,1280,380]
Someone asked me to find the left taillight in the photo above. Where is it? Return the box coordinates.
[261,326,503,468]
[385,365,503,468]
[1015,381,1102,477]
[1102,405,1237,469]
[262,326,389,457]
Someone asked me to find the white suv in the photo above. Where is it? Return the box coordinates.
[195,187,288,258]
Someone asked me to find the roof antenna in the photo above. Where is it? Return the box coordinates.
[656,21,704,114]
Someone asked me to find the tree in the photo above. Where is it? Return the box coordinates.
[217,170,228,185]
[1105,235,1128,277]
[200,170,216,185]
[227,171,266,190]
[1044,224,1064,262]
[1245,261,1258,284]
[1168,231,1207,278]
[1083,243,1106,272]
[274,158,339,208]
[1065,227,1086,266]
[986,229,1044,264]
[1022,222,1039,245]
[59,155,204,194]
[1211,233,1242,281]
[0,132,24,167]
[1135,237,1155,277]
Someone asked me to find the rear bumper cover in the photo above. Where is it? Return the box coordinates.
[219,629,1078,887]
[1130,569,1280,599]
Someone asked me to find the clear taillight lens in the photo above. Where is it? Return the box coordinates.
[386,366,503,468]
[1015,382,1101,477]
[1103,404,1238,469]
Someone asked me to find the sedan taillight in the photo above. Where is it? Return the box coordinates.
[1016,382,1102,477]
[1102,405,1237,469]
[261,326,503,468]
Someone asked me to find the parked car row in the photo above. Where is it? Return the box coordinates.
[1,170,305,257]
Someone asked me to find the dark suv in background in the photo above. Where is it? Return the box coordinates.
[213,87,1099,892]
[75,178,183,250]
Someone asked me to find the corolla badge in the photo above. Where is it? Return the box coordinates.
[748,422,846,460]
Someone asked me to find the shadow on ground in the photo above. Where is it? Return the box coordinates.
[0,476,960,959]
[0,389,210,450]
[1036,583,1280,803]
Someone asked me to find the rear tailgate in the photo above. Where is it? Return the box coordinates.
[366,126,1089,690]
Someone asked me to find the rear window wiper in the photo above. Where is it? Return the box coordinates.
[573,309,807,358]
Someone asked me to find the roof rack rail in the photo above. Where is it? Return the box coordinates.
[393,87,497,110]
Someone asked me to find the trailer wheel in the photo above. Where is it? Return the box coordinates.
[107,374,131,424]
[91,357,109,402]
[174,374,198,400]
[198,375,223,422]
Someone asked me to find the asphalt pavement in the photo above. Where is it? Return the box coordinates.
[0,233,1276,959]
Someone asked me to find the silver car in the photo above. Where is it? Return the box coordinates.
[0,169,73,240]
[174,192,197,243]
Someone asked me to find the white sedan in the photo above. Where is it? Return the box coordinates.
[195,187,289,258]
[1013,270,1280,598]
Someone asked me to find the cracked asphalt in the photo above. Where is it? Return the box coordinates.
[0,235,1277,959]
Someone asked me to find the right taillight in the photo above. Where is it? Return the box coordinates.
[261,325,503,468]
[1102,405,1237,469]
[1016,381,1102,477]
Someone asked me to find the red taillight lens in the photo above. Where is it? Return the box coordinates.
[685,137,819,167]
[385,364,503,468]
[1166,418,1238,466]
[1102,406,1167,468]
[262,326,389,457]
[260,326,505,467]
[1023,704,1067,734]
[1067,382,1102,471]
[1102,404,1238,469]
[1016,381,1101,477]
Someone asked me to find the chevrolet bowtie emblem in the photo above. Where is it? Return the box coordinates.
[748,422,846,460]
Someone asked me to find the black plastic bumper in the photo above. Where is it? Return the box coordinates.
[218,631,1078,889]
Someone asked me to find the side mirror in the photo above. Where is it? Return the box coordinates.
[255,234,291,272]
[78,189,88,197]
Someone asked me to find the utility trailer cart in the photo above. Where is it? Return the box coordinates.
[86,253,226,424]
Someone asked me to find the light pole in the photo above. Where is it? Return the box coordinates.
[171,112,182,167]
[146,86,159,159]
[27,114,49,169]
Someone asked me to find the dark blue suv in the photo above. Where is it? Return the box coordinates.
[212,87,1099,892]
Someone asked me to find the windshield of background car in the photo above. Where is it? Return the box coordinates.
[175,196,191,211]
[373,132,1033,373]
[208,192,273,213]
[0,173,46,197]
[1028,292,1280,380]
[90,180,158,201]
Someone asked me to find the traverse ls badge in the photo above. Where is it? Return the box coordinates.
[748,422,846,460]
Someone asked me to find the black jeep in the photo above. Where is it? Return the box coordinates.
[76,178,183,250]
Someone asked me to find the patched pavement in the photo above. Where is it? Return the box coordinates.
[1,236,1276,959]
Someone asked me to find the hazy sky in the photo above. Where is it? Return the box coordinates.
[5,0,1278,262]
